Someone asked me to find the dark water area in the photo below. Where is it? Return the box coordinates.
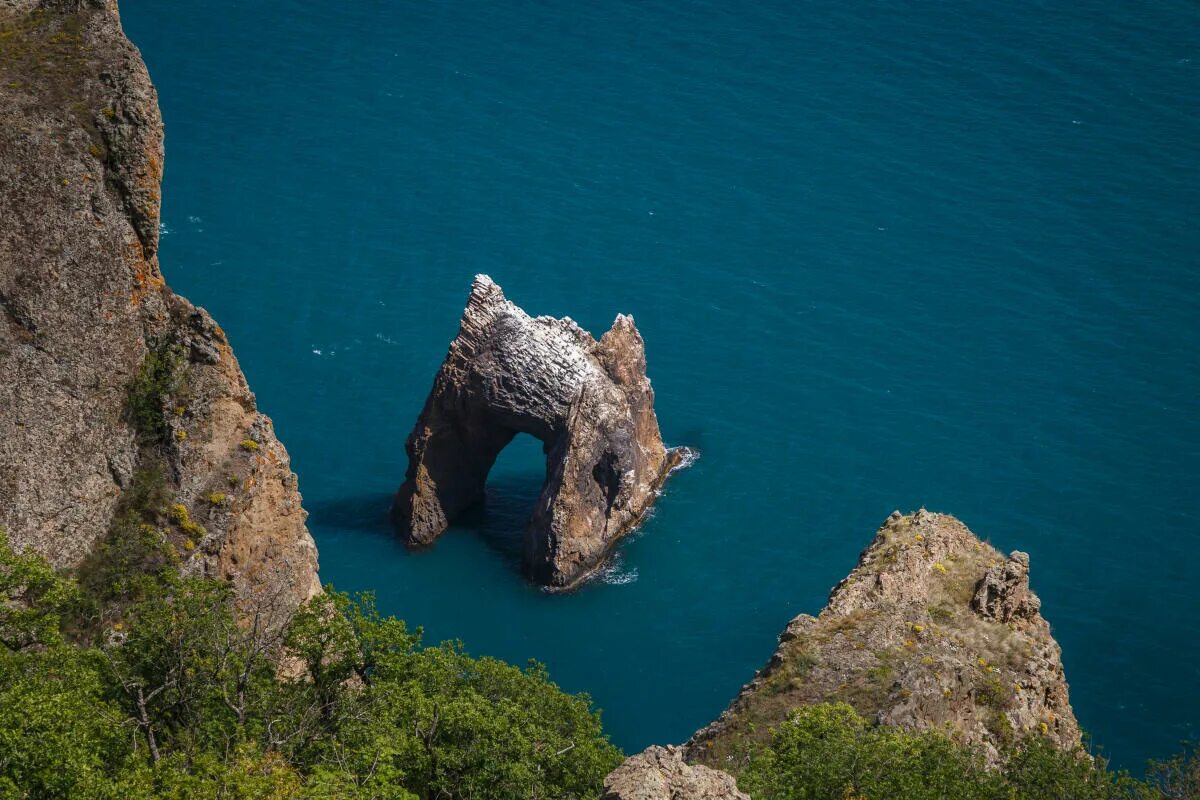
[123,0,1199,768]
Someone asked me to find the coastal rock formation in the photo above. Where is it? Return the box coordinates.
[0,0,319,614]
[688,510,1080,770]
[392,275,684,588]
[603,746,748,800]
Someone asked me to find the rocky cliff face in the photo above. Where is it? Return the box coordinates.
[688,510,1080,771]
[0,0,319,614]
[393,275,685,589]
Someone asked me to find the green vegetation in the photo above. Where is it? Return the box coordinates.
[169,503,204,539]
[125,342,188,446]
[0,532,621,799]
[3,528,1199,798]
[738,703,1195,800]
[76,464,177,622]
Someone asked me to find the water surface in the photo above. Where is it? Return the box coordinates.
[123,0,1199,767]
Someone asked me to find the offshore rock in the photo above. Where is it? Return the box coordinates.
[392,275,684,589]
[688,510,1081,770]
[603,746,748,800]
[0,0,319,615]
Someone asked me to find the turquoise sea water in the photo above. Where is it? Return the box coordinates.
[122,0,1198,769]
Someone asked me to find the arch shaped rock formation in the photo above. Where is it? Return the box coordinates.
[392,275,686,588]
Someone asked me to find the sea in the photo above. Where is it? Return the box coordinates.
[121,0,1199,770]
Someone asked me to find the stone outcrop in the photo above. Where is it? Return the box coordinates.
[0,0,319,615]
[603,746,748,800]
[392,275,685,588]
[972,550,1040,624]
[688,510,1080,771]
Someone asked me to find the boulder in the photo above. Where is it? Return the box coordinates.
[603,746,747,800]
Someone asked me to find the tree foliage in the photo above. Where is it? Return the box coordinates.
[0,532,621,799]
[1,530,1196,799]
[738,702,1182,800]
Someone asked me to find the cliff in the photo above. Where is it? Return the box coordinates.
[394,275,686,588]
[0,0,319,615]
[687,510,1080,770]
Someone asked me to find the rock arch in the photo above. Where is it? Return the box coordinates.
[392,275,686,588]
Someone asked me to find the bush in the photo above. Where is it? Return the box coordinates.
[738,703,1159,800]
[739,703,997,800]
[76,465,176,618]
[125,343,187,445]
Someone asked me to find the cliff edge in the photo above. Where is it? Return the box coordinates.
[0,0,319,615]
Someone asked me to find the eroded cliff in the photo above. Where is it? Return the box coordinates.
[0,0,319,616]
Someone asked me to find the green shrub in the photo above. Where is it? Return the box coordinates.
[125,342,187,445]
[76,465,176,619]
[738,703,1159,800]
[0,528,81,650]
[170,503,204,539]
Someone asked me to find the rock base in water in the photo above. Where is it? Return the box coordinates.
[392,275,685,588]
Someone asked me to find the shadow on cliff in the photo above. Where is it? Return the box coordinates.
[304,474,544,578]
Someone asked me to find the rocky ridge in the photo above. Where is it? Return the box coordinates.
[687,510,1080,771]
[0,0,319,615]
[393,275,685,588]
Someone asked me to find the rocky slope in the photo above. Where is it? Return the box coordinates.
[393,275,686,589]
[0,0,319,615]
[603,746,748,800]
[687,510,1080,771]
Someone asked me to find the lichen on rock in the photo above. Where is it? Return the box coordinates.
[392,275,687,589]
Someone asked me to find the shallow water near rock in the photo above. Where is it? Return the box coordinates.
[122,0,1198,768]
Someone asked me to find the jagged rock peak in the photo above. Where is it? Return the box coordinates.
[392,275,688,589]
[688,510,1080,771]
[603,746,748,800]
